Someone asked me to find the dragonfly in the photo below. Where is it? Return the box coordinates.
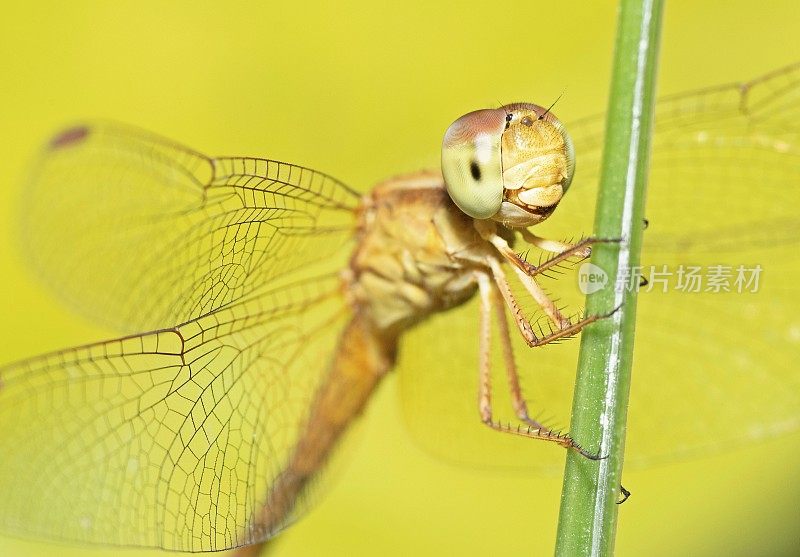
[0,62,798,554]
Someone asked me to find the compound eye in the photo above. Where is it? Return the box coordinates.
[441,108,506,219]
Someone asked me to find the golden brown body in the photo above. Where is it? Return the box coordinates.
[348,171,494,333]
[2,64,798,555]
[0,105,601,554]
[239,170,596,554]
[240,172,492,548]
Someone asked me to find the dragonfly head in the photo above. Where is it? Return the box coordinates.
[441,103,575,227]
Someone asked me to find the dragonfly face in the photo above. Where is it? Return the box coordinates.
[442,103,574,227]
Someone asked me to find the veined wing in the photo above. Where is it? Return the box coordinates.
[597,62,800,465]
[0,125,359,550]
[0,275,348,551]
[400,62,800,470]
[20,122,359,333]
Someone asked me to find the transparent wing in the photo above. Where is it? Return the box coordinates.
[21,122,359,333]
[0,277,348,551]
[0,124,359,550]
[400,62,800,470]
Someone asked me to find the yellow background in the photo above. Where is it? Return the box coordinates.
[1,1,798,556]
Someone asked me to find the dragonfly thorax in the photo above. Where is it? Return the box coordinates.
[346,171,495,335]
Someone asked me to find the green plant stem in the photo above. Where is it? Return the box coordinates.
[554,1,664,555]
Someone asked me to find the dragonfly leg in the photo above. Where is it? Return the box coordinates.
[487,253,570,328]
[476,272,495,424]
[520,229,593,257]
[485,257,540,344]
[490,278,551,431]
[476,272,600,459]
[527,307,619,348]
[520,229,623,262]
[486,255,619,348]
[495,228,620,278]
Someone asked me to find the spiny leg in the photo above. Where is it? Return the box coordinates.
[475,272,600,460]
[485,257,538,344]
[487,229,618,279]
[518,230,587,255]
[486,232,578,328]
[518,229,621,274]
[486,256,614,348]
[475,220,586,280]
[490,279,550,432]
[474,219,618,279]
[487,255,569,329]
[476,272,494,424]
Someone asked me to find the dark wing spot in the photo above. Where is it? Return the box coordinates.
[521,116,534,127]
[49,126,90,150]
[470,160,481,181]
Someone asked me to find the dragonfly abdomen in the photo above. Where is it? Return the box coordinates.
[243,311,396,549]
[239,173,494,552]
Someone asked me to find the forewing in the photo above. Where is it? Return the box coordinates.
[1,125,360,549]
[400,62,800,470]
[21,122,359,333]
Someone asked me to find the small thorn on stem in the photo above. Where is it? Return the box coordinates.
[617,484,631,505]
